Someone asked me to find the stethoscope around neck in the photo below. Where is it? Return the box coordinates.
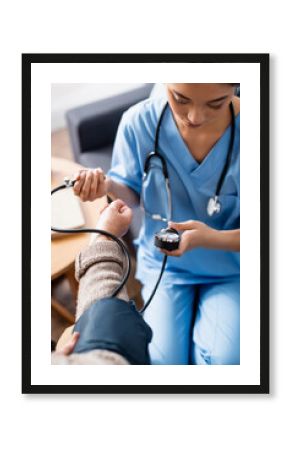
[141,100,236,220]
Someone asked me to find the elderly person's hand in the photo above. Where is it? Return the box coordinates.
[96,199,133,238]
[55,331,80,356]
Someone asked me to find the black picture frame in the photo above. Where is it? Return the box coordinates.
[22,53,269,394]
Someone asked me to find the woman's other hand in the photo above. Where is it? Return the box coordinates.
[160,220,240,255]
[160,220,218,257]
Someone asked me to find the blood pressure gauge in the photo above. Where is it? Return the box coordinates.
[154,228,180,251]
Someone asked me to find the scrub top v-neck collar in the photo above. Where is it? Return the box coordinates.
[164,105,240,186]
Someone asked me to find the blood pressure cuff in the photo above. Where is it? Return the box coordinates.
[73,298,152,365]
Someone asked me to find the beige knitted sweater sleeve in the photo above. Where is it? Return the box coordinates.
[51,237,130,365]
[74,237,129,321]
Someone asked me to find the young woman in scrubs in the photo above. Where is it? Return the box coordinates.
[73,84,240,365]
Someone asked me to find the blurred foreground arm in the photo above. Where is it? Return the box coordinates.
[52,200,133,365]
[75,199,133,320]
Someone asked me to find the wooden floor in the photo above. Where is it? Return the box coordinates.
[51,129,142,344]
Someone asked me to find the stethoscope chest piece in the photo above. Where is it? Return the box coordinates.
[207,196,221,216]
[154,228,180,251]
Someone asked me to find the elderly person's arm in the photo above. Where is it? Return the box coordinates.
[52,200,134,365]
[75,231,129,321]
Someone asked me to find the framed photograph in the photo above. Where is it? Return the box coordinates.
[22,53,269,394]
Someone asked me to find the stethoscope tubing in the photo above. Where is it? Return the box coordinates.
[142,100,236,218]
[51,183,131,299]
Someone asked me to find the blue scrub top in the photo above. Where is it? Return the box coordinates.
[108,96,240,285]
